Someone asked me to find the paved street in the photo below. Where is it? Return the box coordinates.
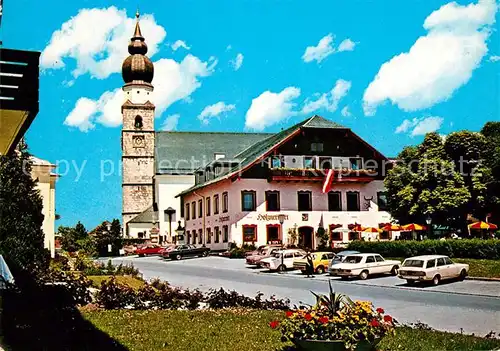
[107,256,500,335]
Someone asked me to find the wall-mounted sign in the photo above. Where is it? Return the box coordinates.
[267,240,282,245]
[219,215,230,222]
[302,214,309,221]
[257,214,289,221]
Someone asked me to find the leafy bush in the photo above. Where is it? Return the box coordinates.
[205,288,290,310]
[49,255,70,272]
[347,239,500,259]
[82,260,141,278]
[94,278,289,311]
[229,247,246,258]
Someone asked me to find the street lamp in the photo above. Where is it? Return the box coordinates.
[425,214,432,240]
[165,207,176,243]
[278,214,286,273]
[175,221,185,244]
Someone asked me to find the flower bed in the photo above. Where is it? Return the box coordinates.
[270,282,395,350]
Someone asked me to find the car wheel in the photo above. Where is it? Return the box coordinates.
[432,275,440,286]
[316,266,324,274]
[459,269,467,281]
[406,280,414,286]
[277,264,286,272]
[175,254,182,261]
[391,265,399,276]
[203,251,209,257]
[359,270,369,280]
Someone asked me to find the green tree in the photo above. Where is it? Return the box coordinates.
[74,221,88,240]
[57,225,79,252]
[0,144,49,279]
[444,131,490,220]
[481,121,500,224]
[385,133,470,233]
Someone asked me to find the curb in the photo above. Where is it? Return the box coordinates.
[466,276,500,282]
[258,271,500,299]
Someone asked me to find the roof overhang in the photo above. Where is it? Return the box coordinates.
[0,48,40,155]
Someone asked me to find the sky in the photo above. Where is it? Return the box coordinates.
[2,0,499,229]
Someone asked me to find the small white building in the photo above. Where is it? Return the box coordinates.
[30,156,58,257]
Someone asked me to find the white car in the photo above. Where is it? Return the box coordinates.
[329,253,401,280]
[398,255,469,285]
[260,249,306,272]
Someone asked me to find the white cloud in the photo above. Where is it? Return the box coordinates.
[338,39,356,52]
[363,0,498,116]
[341,106,352,117]
[245,87,301,130]
[231,53,244,71]
[302,34,335,63]
[41,7,166,79]
[226,45,232,51]
[395,116,444,136]
[64,54,217,130]
[198,102,236,125]
[161,114,180,131]
[171,40,190,51]
[490,55,500,61]
[64,98,98,132]
[301,79,352,114]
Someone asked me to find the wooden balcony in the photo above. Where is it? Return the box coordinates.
[0,48,40,155]
[268,168,378,183]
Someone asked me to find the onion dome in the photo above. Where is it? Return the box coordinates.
[122,11,154,85]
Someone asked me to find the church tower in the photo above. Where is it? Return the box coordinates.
[121,11,155,232]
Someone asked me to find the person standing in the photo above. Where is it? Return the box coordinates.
[305,251,314,278]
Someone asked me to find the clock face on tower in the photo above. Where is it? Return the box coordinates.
[132,135,145,148]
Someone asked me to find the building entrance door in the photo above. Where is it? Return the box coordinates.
[298,226,314,249]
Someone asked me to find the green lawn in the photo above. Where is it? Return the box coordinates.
[453,258,500,279]
[389,258,500,279]
[87,275,145,290]
[82,310,500,351]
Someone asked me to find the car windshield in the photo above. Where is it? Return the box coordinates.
[343,256,363,264]
[403,259,424,267]
[272,252,282,258]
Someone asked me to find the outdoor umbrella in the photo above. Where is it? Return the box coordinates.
[402,223,427,231]
[363,227,382,233]
[381,224,402,231]
[468,221,498,230]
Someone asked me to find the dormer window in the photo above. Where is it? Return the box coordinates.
[134,115,143,129]
[311,142,323,152]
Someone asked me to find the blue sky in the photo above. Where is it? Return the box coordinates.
[2,0,499,229]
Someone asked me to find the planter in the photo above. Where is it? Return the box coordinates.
[293,339,378,351]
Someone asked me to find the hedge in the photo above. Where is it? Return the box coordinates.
[347,239,500,260]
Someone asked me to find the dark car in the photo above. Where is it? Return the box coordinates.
[162,244,210,260]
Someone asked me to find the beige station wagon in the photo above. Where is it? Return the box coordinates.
[398,255,469,285]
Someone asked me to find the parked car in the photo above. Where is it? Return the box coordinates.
[162,244,210,260]
[260,249,306,272]
[328,250,360,274]
[158,244,176,255]
[135,244,164,257]
[398,255,469,285]
[246,245,282,266]
[329,253,400,280]
[244,245,267,257]
[293,252,335,274]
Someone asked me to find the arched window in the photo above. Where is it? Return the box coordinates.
[134,115,143,129]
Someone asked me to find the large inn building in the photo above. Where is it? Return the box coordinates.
[122,15,394,249]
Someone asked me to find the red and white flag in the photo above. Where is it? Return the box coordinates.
[322,169,335,193]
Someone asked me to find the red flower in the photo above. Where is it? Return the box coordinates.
[318,316,329,324]
[376,308,385,314]
[269,320,280,329]
[304,313,313,321]
[286,311,294,318]
[384,315,393,323]
[370,319,380,327]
